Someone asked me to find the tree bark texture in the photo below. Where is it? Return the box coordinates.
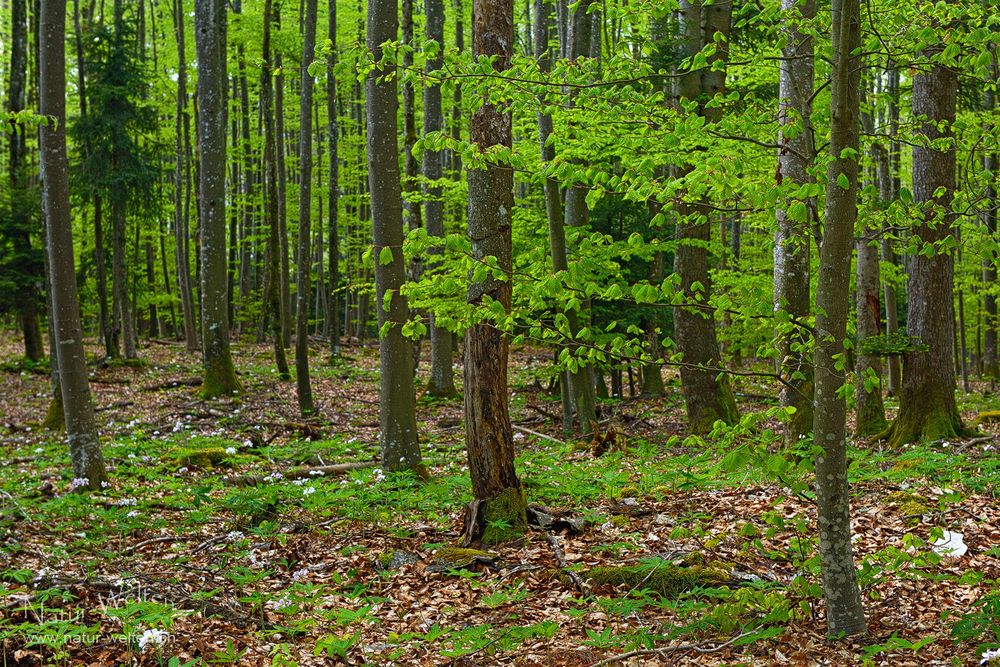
[195,0,240,397]
[884,38,963,447]
[294,0,317,414]
[673,0,738,434]
[464,0,528,545]
[812,0,867,637]
[40,0,109,489]
[773,0,815,446]
[367,0,423,472]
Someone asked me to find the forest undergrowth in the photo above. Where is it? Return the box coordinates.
[1,340,999,666]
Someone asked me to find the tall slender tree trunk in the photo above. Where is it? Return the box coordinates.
[773,0,815,446]
[883,35,963,447]
[673,0,738,434]
[173,0,197,352]
[462,0,527,546]
[326,0,341,357]
[812,0,866,637]
[293,0,318,414]
[982,53,998,379]
[880,65,901,394]
[262,0,290,380]
[195,0,240,397]
[534,0,573,434]
[40,0,109,489]
[854,79,887,435]
[276,52,292,349]
[8,0,44,362]
[424,0,457,397]
[560,0,597,435]
[367,0,422,472]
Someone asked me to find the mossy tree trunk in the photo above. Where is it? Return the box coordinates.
[883,38,962,448]
[463,0,528,546]
[195,0,241,399]
[812,0,866,637]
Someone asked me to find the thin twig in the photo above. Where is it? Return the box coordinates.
[586,630,756,667]
[545,530,591,594]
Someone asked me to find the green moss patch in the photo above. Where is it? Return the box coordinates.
[583,560,729,598]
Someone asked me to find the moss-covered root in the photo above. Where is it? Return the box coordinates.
[584,561,730,598]
[880,405,966,449]
[463,486,530,546]
[43,390,64,431]
[201,356,243,399]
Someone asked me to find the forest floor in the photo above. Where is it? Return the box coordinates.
[1,338,999,666]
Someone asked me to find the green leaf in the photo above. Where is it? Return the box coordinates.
[836,172,850,190]
[378,246,394,265]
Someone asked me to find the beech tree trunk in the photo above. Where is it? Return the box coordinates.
[424,0,457,397]
[40,0,109,489]
[534,0,574,434]
[294,0,317,414]
[326,0,341,357]
[8,0,44,362]
[195,0,240,397]
[854,83,887,435]
[172,0,198,352]
[276,52,292,349]
[560,0,597,435]
[884,38,963,447]
[673,0,738,434]
[262,0,290,380]
[983,54,998,379]
[812,0,866,637]
[773,0,815,446]
[367,0,423,472]
[463,0,528,545]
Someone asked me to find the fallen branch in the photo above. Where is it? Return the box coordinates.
[226,461,375,486]
[124,535,180,554]
[545,530,591,594]
[526,403,561,423]
[512,425,569,447]
[586,630,755,667]
[142,376,203,391]
[96,400,135,412]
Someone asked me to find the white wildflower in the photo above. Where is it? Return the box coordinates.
[177,467,189,474]
[309,470,324,476]
[302,486,316,496]
[292,568,310,582]
[127,510,140,518]
[292,479,306,486]
[34,447,43,454]
[981,648,1000,665]
[118,498,138,507]
[137,627,169,650]
[513,431,525,442]
[227,530,245,541]
[101,481,112,488]
[264,472,283,482]
[600,521,615,532]
[243,439,254,448]
[70,478,89,490]
[172,420,185,433]
[372,468,386,483]
[225,447,237,455]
